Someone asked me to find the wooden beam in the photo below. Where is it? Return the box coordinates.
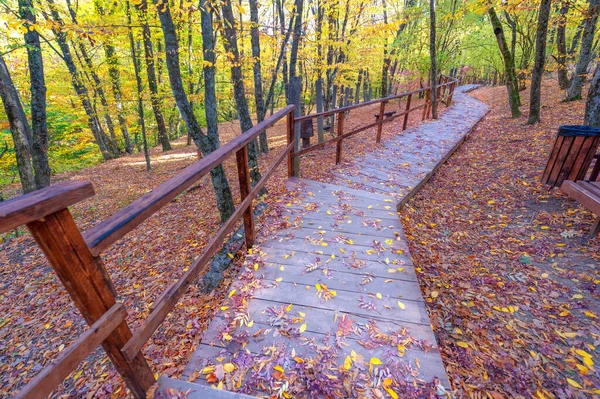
[26,209,155,398]
[335,111,345,164]
[84,105,295,256]
[376,101,386,143]
[235,146,254,248]
[403,94,412,130]
[14,303,126,399]
[0,181,94,234]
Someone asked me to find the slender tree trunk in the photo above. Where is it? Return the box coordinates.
[289,0,304,84]
[569,20,585,55]
[429,0,438,119]
[0,55,36,193]
[528,0,552,124]
[584,63,600,126]
[220,0,263,186]
[45,0,116,160]
[566,0,600,101]
[381,0,390,98]
[18,0,50,188]
[276,0,290,102]
[489,6,521,117]
[137,0,172,151]
[249,0,268,153]
[126,0,150,170]
[557,0,571,89]
[198,0,236,221]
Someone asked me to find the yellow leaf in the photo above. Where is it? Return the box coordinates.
[566,378,583,389]
[370,357,382,365]
[222,333,232,341]
[541,226,549,230]
[273,365,285,373]
[397,301,405,310]
[254,263,259,271]
[430,291,439,298]
[384,386,399,399]
[376,293,382,299]
[286,304,293,312]
[299,323,307,333]
[350,350,358,361]
[220,306,229,311]
[275,277,282,282]
[223,363,235,373]
[584,311,598,319]
[572,294,583,299]
[343,356,352,370]
[575,349,592,359]
[457,341,469,348]
[227,253,234,259]
[228,289,236,298]
[202,366,215,374]
[44,323,51,329]
[298,311,306,317]
[388,268,396,273]
[315,283,322,290]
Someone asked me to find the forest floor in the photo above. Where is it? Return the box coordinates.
[0,93,432,397]
[400,78,600,397]
[1,78,598,398]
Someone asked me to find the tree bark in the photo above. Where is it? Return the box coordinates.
[528,0,552,124]
[220,0,263,187]
[249,0,268,153]
[488,6,521,118]
[0,55,36,193]
[155,0,236,222]
[126,0,151,170]
[429,0,438,119]
[584,63,600,126]
[18,0,51,189]
[289,0,304,86]
[566,0,600,101]
[137,0,172,151]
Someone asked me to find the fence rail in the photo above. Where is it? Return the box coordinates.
[0,77,457,398]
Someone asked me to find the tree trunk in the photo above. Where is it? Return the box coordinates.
[289,0,304,85]
[528,0,552,124]
[155,0,236,222]
[557,0,571,89]
[584,63,600,126]
[126,0,150,170]
[566,0,600,101]
[381,0,390,98]
[46,0,117,160]
[18,0,51,189]
[488,6,521,118]
[429,0,438,119]
[220,0,263,187]
[137,0,172,151]
[249,0,268,153]
[0,55,36,193]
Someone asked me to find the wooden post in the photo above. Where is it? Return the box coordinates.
[286,109,295,178]
[403,93,412,130]
[14,186,156,398]
[335,110,345,164]
[376,100,386,143]
[315,78,324,143]
[448,82,455,106]
[291,76,302,177]
[235,145,254,248]
[330,84,338,129]
[422,89,430,120]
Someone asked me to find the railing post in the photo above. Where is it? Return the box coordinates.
[286,110,295,178]
[235,145,255,248]
[13,185,155,398]
[448,82,456,106]
[376,100,386,144]
[422,89,430,121]
[335,110,345,164]
[403,93,412,130]
[290,76,302,177]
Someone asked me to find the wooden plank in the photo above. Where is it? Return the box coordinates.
[579,181,600,198]
[541,135,563,185]
[573,137,600,181]
[26,209,155,398]
[0,181,95,234]
[121,142,294,362]
[547,136,574,187]
[403,93,412,130]
[84,105,295,256]
[14,304,126,399]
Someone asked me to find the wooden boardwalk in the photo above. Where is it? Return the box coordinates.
[156,86,490,398]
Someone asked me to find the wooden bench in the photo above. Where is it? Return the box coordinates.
[560,180,600,236]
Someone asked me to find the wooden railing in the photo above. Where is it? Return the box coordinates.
[0,77,457,398]
[291,76,457,170]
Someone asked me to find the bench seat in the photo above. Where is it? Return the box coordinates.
[560,180,600,236]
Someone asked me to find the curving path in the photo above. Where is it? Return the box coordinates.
[156,86,490,398]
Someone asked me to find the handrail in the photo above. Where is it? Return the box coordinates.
[83,104,295,256]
